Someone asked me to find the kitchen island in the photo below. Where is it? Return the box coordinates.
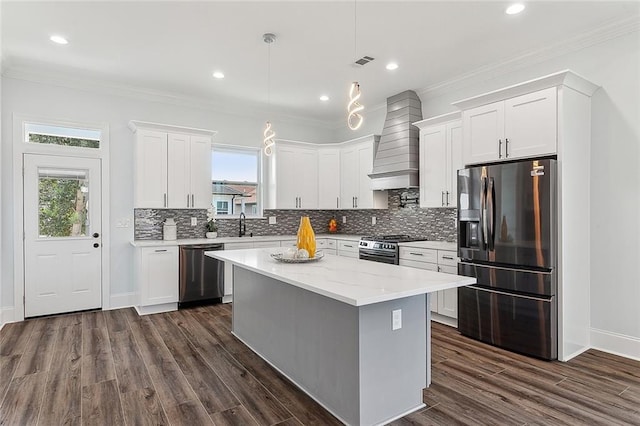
[206,248,475,426]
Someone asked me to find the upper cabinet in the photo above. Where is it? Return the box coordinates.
[130,121,215,209]
[340,136,387,209]
[273,143,319,209]
[460,87,557,165]
[318,147,341,209]
[415,113,463,208]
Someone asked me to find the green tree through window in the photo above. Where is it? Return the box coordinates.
[39,177,88,237]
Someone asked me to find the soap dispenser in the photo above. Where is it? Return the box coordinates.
[163,218,177,241]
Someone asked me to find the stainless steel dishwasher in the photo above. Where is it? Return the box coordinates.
[179,243,225,307]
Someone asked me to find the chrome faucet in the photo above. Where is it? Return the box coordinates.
[239,212,246,237]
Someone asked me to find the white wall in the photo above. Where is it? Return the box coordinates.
[0,78,334,315]
[337,29,639,346]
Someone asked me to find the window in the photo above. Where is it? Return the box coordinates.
[211,146,261,217]
[216,201,229,215]
[25,123,101,149]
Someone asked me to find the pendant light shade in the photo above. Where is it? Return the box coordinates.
[263,33,276,156]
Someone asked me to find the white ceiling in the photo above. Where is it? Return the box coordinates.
[2,1,638,124]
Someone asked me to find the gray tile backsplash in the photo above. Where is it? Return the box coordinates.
[134,189,457,241]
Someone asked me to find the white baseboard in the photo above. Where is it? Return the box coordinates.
[0,306,16,328]
[590,328,640,361]
[109,292,137,310]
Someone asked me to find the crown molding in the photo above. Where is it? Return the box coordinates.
[1,66,334,129]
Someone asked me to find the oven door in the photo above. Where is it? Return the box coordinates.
[359,248,397,264]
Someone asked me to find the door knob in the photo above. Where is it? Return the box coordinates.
[93,243,100,248]
[93,232,100,238]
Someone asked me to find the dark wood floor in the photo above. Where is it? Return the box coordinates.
[1,305,638,426]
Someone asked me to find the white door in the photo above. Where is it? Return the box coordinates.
[275,145,299,209]
[189,135,213,209]
[296,147,318,209]
[340,146,358,209]
[420,125,447,208]
[462,101,504,165]
[167,133,190,208]
[317,148,340,209]
[446,121,463,208]
[23,154,102,317]
[134,130,167,208]
[356,143,374,208]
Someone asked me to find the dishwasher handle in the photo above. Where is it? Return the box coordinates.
[180,244,224,251]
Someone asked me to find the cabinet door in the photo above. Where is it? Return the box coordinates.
[340,147,358,209]
[190,135,213,209]
[275,146,299,209]
[504,87,557,159]
[356,143,374,208]
[437,264,458,319]
[446,122,463,208]
[399,259,439,312]
[167,133,190,208]
[318,148,341,209]
[462,101,504,165]
[135,130,167,208]
[419,125,447,208]
[140,247,178,305]
[297,148,318,209]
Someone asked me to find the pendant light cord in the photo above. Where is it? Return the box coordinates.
[353,0,357,61]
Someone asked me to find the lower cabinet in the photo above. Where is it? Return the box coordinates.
[135,246,179,315]
[337,239,359,258]
[399,247,458,326]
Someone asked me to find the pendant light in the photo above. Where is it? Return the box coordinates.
[347,0,363,130]
[263,33,276,156]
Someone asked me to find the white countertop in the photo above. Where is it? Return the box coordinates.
[130,234,362,247]
[207,248,475,307]
[398,241,457,251]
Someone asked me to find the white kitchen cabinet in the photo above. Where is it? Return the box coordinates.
[399,247,458,324]
[337,239,359,258]
[316,238,337,256]
[318,148,341,209]
[340,138,387,209]
[274,144,319,209]
[135,246,179,315]
[415,113,463,208]
[459,87,557,165]
[130,121,215,209]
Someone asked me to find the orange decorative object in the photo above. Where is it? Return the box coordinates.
[297,216,317,258]
[328,217,338,233]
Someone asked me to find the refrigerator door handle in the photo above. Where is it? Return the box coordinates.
[480,176,488,250]
[487,177,496,251]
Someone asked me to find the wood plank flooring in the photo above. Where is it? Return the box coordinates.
[0,305,638,425]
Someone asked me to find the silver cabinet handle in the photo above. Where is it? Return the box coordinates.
[355,196,358,208]
[187,194,190,208]
[344,244,353,248]
[446,191,450,206]
[410,252,424,256]
[154,249,168,252]
[192,194,195,207]
[299,197,302,208]
[441,191,445,206]
[505,138,510,158]
[442,255,454,260]
[498,139,503,159]
[437,266,441,272]
[164,193,167,208]
[337,197,339,209]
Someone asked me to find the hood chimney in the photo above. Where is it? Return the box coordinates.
[369,90,423,190]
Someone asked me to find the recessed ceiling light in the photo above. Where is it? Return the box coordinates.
[505,3,525,15]
[320,95,329,102]
[49,35,68,45]
[386,62,399,71]
[212,71,225,79]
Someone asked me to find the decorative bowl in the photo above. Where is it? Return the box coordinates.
[270,250,325,263]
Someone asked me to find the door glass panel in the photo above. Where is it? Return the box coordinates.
[38,168,90,238]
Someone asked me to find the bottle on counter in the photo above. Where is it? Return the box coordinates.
[163,218,177,241]
[297,216,316,258]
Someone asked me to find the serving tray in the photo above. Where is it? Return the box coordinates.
[270,250,325,263]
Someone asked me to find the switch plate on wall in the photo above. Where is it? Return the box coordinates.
[269,216,277,224]
[342,216,347,224]
[191,217,197,226]
[371,216,376,225]
[392,309,402,330]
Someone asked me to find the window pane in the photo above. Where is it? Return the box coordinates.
[212,150,257,182]
[38,168,90,237]
[211,147,260,217]
[26,123,101,149]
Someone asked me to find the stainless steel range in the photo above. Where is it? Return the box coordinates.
[358,235,419,265]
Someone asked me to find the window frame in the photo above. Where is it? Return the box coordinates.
[211,144,263,219]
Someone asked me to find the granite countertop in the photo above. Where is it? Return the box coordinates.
[130,234,363,247]
[206,248,475,306]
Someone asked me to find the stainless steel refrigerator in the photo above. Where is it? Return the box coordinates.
[457,158,557,360]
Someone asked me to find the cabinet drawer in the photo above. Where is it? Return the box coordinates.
[338,240,359,252]
[399,247,437,263]
[438,251,457,267]
[317,238,337,249]
[399,259,438,271]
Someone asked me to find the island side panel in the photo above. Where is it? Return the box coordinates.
[232,266,361,425]
[358,295,427,425]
